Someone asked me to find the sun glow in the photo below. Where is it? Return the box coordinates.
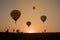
[28,29,35,33]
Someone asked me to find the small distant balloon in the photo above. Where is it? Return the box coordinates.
[41,15,47,23]
[26,21,31,27]
[10,10,21,23]
[33,6,36,10]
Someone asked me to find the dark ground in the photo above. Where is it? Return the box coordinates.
[0,32,60,40]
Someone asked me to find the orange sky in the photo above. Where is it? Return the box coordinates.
[0,0,60,33]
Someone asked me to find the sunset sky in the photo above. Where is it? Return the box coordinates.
[0,0,60,33]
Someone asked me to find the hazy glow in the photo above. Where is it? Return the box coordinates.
[28,30,35,33]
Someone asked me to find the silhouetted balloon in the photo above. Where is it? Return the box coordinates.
[26,21,31,27]
[41,15,47,23]
[33,6,36,10]
[10,10,21,23]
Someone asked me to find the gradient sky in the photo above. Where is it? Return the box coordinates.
[0,0,60,33]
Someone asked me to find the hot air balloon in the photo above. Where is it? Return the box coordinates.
[26,21,31,27]
[33,6,36,10]
[10,10,21,23]
[41,15,47,23]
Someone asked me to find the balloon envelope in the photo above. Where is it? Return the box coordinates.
[10,10,21,23]
[41,15,47,23]
[26,21,31,27]
[33,6,36,10]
